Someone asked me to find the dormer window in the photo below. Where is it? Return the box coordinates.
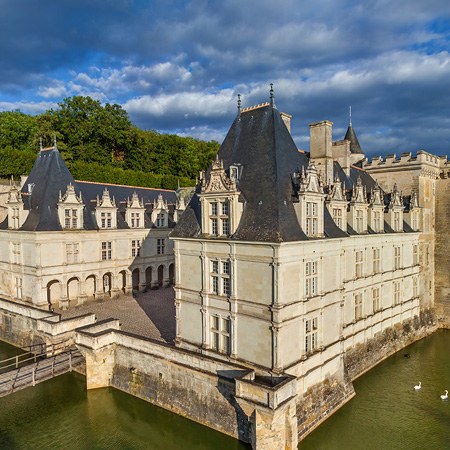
[332,208,342,228]
[306,202,318,236]
[101,211,112,228]
[373,211,381,232]
[393,212,401,231]
[294,161,325,238]
[156,212,166,227]
[356,210,364,232]
[65,208,79,228]
[58,183,84,230]
[95,188,117,230]
[126,192,145,229]
[130,212,141,228]
[199,157,243,238]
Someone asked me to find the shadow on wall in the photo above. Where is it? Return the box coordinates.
[216,370,251,444]
[134,289,176,344]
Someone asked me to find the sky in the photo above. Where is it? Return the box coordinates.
[1,0,450,157]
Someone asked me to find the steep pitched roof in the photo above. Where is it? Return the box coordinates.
[344,124,363,154]
[16,146,177,231]
[173,103,312,242]
[19,146,95,231]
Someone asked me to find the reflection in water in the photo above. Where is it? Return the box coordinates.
[0,341,248,450]
[299,330,450,450]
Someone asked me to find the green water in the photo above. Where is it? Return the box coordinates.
[299,330,450,450]
[1,332,449,450]
[0,342,247,450]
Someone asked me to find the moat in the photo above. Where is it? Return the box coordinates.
[0,331,449,449]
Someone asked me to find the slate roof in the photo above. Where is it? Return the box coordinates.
[173,103,352,242]
[6,145,177,231]
[344,124,363,154]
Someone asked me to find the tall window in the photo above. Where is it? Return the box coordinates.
[130,212,141,228]
[156,213,166,227]
[101,241,112,260]
[11,242,21,264]
[210,202,218,236]
[413,244,418,265]
[393,281,401,305]
[354,293,363,320]
[210,315,231,354]
[413,277,418,298]
[210,259,232,296]
[131,240,141,257]
[373,211,380,232]
[157,238,165,255]
[14,277,22,299]
[394,246,401,270]
[305,260,318,297]
[372,287,380,312]
[66,243,79,264]
[306,202,318,237]
[11,207,20,228]
[101,211,112,228]
[373,248,381,273]
[355,210,364,232]
[355,250,364,278]
[65,208,78,228]
[393,212,401,231]
[332,208,342,228]
[305,317,318,353]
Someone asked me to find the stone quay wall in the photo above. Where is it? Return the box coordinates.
[345,309,438,380]
[76,325,299,450]
[435,177,450,325]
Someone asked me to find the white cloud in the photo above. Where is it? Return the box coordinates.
[0,100,56,114]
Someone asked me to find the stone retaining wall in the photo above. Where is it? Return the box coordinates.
[297,375,355,439]
[435,177,450,325]
[345,309,437,380]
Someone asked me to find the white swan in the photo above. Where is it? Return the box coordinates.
[414,382,421,390]
[440,390,448,400]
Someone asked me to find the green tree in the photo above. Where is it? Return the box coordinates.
[0,111,37,151]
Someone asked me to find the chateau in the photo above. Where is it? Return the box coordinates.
[0,93,448,450]
[0,144,184,308]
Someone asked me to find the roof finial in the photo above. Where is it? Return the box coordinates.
[237,94,241,113]
[269,83,274,105]
[53,134,57,149]
[349,105,352,126]
[39,137,43,151]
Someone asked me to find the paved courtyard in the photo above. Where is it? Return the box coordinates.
[57,287,176,343]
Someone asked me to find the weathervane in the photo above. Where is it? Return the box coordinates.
[349,105,352,126]
[237,93,241,113]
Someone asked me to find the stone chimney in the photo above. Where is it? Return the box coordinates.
[281,112,292,133]
[309,121,334,185]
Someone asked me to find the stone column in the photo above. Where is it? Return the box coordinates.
[110,274,121,299]
[95,275,104,301]
[139,267,146,292]
[162,264,170,287]
[78,277,88,306]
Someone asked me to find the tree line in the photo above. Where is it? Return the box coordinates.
[0,96,219,189]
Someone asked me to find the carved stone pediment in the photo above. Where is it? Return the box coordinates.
[327,178,345,202]
[369,184,383,206]
[153,193,168,211]
[201,157,236,193]
[298,161,323,194]
[389,184,403,209]
[96,188,116,208]
[59,183,83,205]
[127,191,144,209]
[7,185,23,204]
[410,190,419,209]
[351,177,367,204]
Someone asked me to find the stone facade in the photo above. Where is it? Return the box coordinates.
[0,145,184,309]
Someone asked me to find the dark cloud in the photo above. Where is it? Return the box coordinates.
[1,0,450,156]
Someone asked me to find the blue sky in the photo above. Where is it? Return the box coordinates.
[1,0,450,157]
